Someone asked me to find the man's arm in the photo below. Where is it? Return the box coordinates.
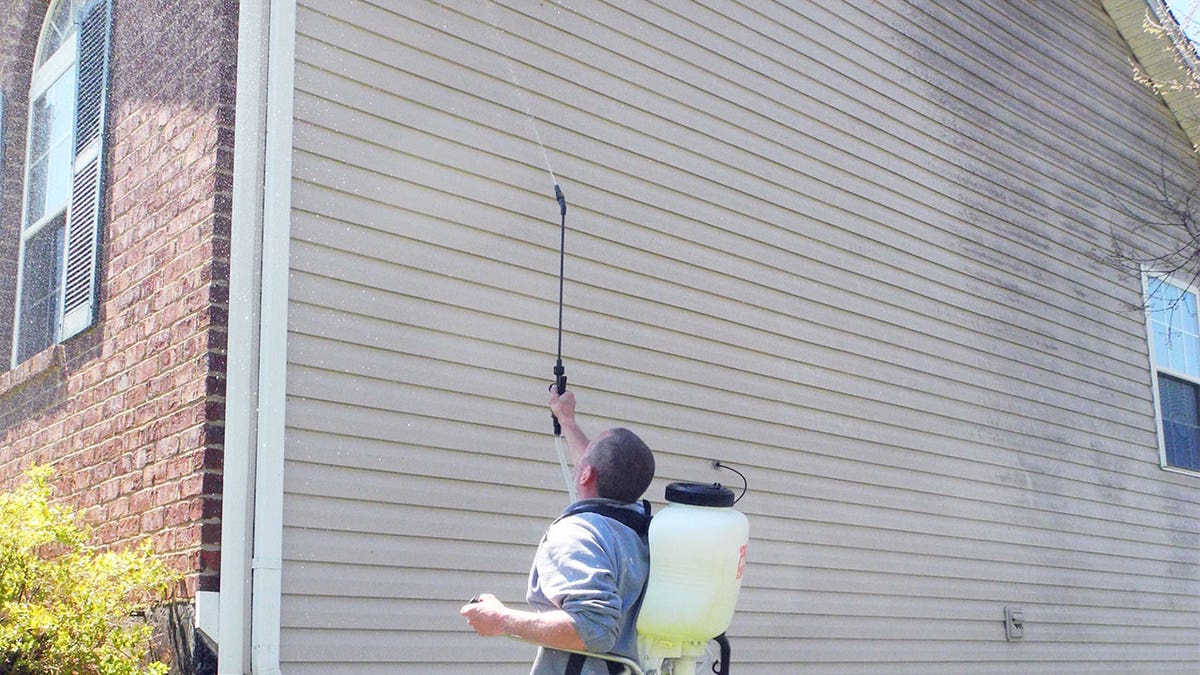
[460,594,588,652]
[549,389,589,465]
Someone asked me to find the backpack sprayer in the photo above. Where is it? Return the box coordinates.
[545,184,749,675]
[635,477,749,675]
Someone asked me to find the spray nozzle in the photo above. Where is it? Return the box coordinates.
[554,184,566,217]
[551,360,567,435]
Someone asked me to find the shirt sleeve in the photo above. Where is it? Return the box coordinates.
[531,516,623,654]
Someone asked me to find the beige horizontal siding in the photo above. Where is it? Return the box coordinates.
[282,0,1200,671]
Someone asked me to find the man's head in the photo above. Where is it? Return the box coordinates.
[576,428,655,503]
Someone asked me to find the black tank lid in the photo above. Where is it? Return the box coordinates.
[665,482,735,507]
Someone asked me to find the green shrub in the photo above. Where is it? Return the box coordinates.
[0,465,178,675]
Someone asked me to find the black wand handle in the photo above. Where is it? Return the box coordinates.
[551,184,568,436]
[551,361,566,436]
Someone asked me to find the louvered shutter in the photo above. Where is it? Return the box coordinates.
[60,0,113,340]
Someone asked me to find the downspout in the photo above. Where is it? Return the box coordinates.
[250,0,296,672]
[217,0,269,670]
[218,0,294,672]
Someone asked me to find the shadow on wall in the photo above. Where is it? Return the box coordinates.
[150,603,218,675]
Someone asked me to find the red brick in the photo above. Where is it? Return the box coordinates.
[141,507,165,533]
[129,488,153,514]
[154,481,181,506]
[107,496,129,520]
[199,549,221,573]
[116,515,140,539]
[151,530,174,555]
[179,473,204,498]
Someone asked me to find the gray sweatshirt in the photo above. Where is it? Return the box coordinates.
[527,499,650,675]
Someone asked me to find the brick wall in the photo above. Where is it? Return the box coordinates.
[0,0,237,598]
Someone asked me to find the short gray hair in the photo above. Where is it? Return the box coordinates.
[585,428,655,503]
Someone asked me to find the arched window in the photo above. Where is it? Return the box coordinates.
[13,0,112,365]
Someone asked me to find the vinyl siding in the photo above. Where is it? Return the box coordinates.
[281,0,1200,672]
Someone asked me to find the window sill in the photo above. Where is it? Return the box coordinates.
[0,345,66,401]
[1161,463,1200,479]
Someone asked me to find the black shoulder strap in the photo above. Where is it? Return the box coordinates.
[560,499,652,537]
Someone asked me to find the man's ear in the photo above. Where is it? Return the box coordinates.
[578,464,597,486]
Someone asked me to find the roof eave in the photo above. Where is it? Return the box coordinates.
[1103,0,1200,150]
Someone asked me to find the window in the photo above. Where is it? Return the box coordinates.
[1146,275,1200,472]
[12,0,112,366]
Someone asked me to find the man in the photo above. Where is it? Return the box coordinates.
[461,389,656,674]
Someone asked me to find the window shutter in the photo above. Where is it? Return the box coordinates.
[60,0,113,340]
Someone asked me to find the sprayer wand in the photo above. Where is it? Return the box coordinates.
[550,184,577,503]
[551,184,568,435]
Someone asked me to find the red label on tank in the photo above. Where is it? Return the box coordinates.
[736,544,747,579]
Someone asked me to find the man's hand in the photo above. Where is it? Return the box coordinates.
[460,593,589,652]
[549,388,576,426]
[460,593,509,637]
[549,389,590,465]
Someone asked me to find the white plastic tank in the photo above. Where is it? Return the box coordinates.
[636,482,749,643]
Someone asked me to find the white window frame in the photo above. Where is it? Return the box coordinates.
[12,3,79,367]
[1143,269,1200,477]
